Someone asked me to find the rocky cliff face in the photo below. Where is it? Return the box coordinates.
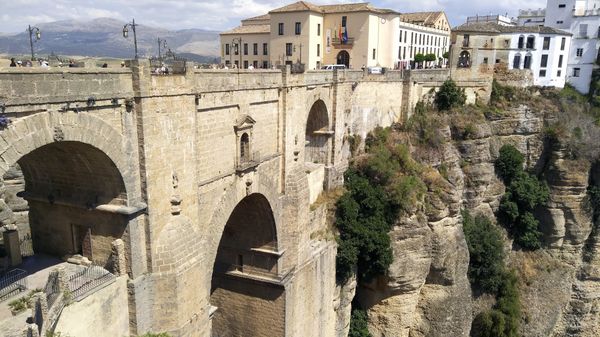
[341,101,600,337]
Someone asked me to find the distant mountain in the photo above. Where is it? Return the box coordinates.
[0,18,220,61]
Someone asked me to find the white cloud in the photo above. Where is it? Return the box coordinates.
[0,0,550,33]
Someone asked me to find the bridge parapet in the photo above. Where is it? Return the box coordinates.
[0,68,134,106]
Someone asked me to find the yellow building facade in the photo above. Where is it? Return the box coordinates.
[219,1,451,70]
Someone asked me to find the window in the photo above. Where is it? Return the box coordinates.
[561,37,566,50]
[518,35,524,49]
[253,43,258,55]
[398,46,401,59]
[403,46,406,59]
[240,133,250,162]
[513,54,521,69]
[526,35,535,49]
[579,24,588,38]
[278,23,284,35]
[263,43,268,55]
[243,43,248,55]
[543,37,550,50]
[225,43,230,56]
[253,61,258,68]
[317,44,320,57]
[243,60,248,69]
[342,16,347,28]
[558,55,563,67]
[463,34,470,47]
[263,61,268,69]
[234,43,239,55]
[576,48,583,57]
[557,21,563,24]
[558,3,566,7]
[404,31,407,43]
[286,43,292,56]
[524,54,532,69]
[539,69,546,77]
[573,68,580,77]
[295,22,301,35]
[399,29,402,42]
[372,48,376,60]
[483,57,489,64]
[317,23,321,36]
[540,54,548,67]
[557,70,562,77]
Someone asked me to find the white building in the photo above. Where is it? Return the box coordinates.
[466,14,517,26]
[398,12,451,69]
[520,0,600,93]
[517,9,547,26]
[452,22,572,88]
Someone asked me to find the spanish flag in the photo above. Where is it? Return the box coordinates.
[338,23,343,42]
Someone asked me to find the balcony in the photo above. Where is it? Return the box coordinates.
[331,37,355,47]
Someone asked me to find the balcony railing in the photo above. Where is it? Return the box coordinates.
[332,37,355,46]
[0,269,28,302]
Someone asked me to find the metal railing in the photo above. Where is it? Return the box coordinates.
[0,269,28,302]
[45,271,60,307]
[68,265,115,301]
[331,37,355,45]
[20,233,34,257]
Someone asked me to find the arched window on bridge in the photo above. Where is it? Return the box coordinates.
[240,133,250,163]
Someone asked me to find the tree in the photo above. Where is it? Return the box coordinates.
[443,51,450,59]
[434,79,466,111]
[495,145,524,184]
[414,53,425,68]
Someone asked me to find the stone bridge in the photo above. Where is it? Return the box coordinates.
[0,63,488,337]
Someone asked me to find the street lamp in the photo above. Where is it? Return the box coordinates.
[122,19,139,59]
[157,38,167,59]
[232,37,242,69]
[27,25,41,61]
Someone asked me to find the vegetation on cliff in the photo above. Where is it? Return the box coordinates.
[496,145,549,250]
[335,126,426,284]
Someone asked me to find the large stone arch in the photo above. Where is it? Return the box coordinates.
[0,111,141,270]
[0,111,137,203]
[207,184,286,337]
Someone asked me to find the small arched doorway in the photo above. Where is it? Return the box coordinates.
[458,51,471,68]
[210,193,284,337]
[336,50,350,67]
[305,100,330,165]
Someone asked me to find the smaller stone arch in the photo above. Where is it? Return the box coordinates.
[305,100,330,164]
[458,51,471,68]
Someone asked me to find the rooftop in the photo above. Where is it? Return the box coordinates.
[269,1,398,15]
[220,24,270,35]
[453,22,572,35]
[399,11,445,26]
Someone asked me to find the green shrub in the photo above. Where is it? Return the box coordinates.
[435,79,466,111]
[405,104,445,149]
[495,145,524,183]
[470,271,521,337]
[336,128,426,284]
[462,211,506,294]
[349,307,371,337]
[495,145,548,250]
[490,80,517,105]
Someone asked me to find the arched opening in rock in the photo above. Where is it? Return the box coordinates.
[0,141,128,272]
[210,193,284,337]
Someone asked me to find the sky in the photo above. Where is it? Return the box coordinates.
[0,0,548,34]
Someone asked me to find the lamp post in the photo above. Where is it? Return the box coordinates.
[232,37,242,69]
[157,38,167,59]
[27,25,41,61]
[122,19,139,59]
